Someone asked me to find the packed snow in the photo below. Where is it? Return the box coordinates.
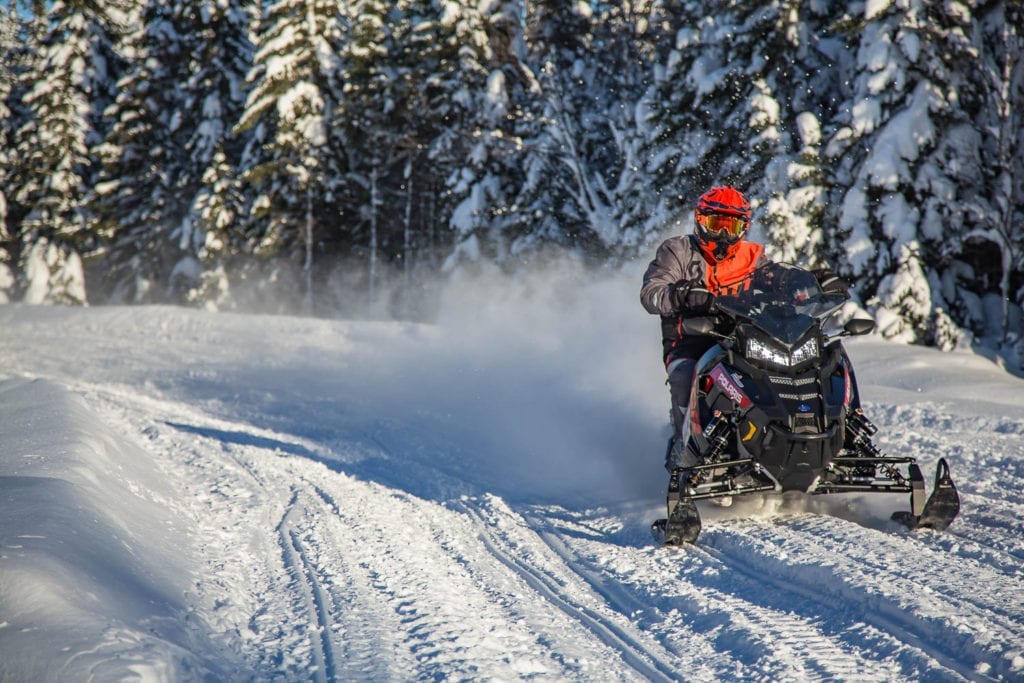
[1,268,1023,682]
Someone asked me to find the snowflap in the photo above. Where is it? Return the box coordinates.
[0,377,225,682]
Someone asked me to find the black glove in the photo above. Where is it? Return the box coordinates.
[812,268,850,297]
[671,279,715,314]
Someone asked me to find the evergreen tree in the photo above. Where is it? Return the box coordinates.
[9,0,129,304]
[392,0,476,278]
[632,0,706,241]
[638,1,841,262]
[756,0,846,269]
[509,2,685,261]
[824,0,983,346]
[442,1,539,272]
[329,0,397,313]
[515,1,598,257]
[235,0,345,313]
[955,1,1024,360]
[0,0,1016,362]
[0,7,16,301]
[177,0,254,308]
[91,0,187,303]
[513,3,626,258]
[591,1,690,254]
[92,0,253,306]
[335,0,500,315]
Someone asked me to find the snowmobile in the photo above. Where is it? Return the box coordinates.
[652,263,960,545]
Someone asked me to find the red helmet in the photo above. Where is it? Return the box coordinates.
[693,186,751,261]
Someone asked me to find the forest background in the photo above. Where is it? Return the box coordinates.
[0,0,1022,366]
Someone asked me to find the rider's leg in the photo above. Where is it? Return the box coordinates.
[667,357,696,436]
[665,357,696,471]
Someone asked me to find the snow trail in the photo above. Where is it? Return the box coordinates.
[2,301,1023,680]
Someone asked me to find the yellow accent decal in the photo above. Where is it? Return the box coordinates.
[742,421,757,442]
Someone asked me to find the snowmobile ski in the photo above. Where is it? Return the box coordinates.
[891,458,960,531]
[652,468,702,545]
[651,501,702,546]
[650,518,667,543]
[663,497,702,545]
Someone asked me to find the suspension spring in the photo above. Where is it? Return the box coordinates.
[878,461,906,485]
[849,408,879,436]
[846,410,882,458]
[703,410,730,463]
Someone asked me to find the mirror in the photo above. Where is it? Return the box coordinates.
[844,318,876,336]
[681,317,717,335]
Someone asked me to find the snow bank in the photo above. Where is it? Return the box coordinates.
[0,377,225,681]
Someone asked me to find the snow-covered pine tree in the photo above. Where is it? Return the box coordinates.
[824,0,983,347]
[347,0,498,316]
[442,0,539,273]
[515,1,660,260]
[631,2,706,248]
[638,1,841,264]
[603,0,693,254]
[950,1,1024,362]
[584,1,687,255]
[9,0,130,305]
[756,0,847,270]
[94,0,253,307]
[638,3,756,240]
[176,0,255,308]
[234,0,344,314]
[394,0,483,275]
[187,147,241,309]
[0,6,17,301]
[328,0,400,314]
[514,1,599,257]
[91,0,188,303]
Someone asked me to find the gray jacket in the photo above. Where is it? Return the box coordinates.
[641,234,767,361]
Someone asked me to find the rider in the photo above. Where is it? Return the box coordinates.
[640,186,849,468]
[640,186,766,465]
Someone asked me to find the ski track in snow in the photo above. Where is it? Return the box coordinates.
[71,380,1024,682]
[2,305,1024,681]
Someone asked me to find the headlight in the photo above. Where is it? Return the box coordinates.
[747,337,790,366]
[746,336,819,367]
[790,337,818,365]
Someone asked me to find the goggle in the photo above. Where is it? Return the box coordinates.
[696,211,748,238]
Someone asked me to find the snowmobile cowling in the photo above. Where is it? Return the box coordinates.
[652,263,960,546]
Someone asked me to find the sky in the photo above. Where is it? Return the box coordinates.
[1,265,1023,681]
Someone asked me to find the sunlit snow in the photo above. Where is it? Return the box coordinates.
[2,269,1023,681]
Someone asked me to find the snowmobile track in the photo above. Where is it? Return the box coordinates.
[454,498,680,682]
[531,510,896,681]
[64,365,1024,681]
[701,517,1024,680]
[276,489,340,683]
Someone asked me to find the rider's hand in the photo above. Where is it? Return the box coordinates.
[671,279,715,314]
[812,268,850,297]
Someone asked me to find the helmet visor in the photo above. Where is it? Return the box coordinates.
[696,211,748,238]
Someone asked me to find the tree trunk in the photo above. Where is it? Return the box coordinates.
[403,159,413,287]
[994,18,1021,343]
[304,183,314,315]
[369,164,379,314]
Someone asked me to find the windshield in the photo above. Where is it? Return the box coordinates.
[714,263,846,345]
